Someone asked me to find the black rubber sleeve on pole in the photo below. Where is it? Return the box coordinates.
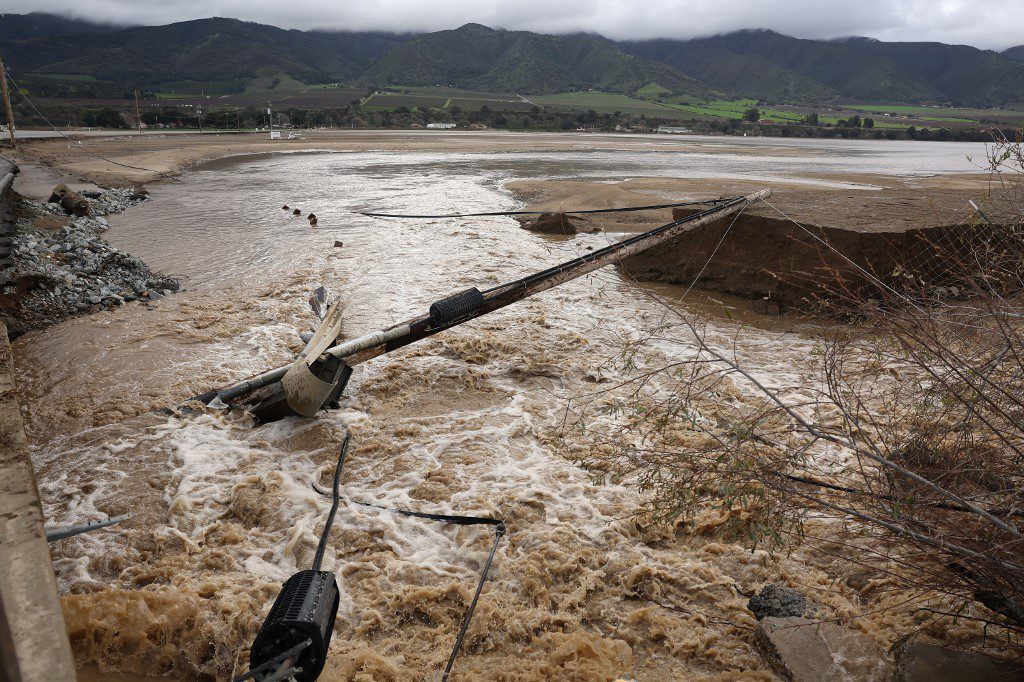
[429,287,484,326]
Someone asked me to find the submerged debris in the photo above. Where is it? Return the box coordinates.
[1,188,179,337]
[47,183,91,217]
[518,212,598,234]
[748,583,818,620]
[893,641,1024,681]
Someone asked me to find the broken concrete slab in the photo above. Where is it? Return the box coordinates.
[894,641,1024,681]
[756,616,891,681]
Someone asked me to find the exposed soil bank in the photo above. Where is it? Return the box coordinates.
[507,174,1018,306]
[620,208,1010,305]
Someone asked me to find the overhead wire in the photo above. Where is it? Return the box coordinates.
[2,66,179,180]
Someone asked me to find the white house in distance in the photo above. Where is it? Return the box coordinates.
[426,122,457,129]
[656,126,693,134]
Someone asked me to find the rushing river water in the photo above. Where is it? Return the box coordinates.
[11,137,991,680]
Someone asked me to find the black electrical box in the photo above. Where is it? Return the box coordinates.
[249,570,340,681]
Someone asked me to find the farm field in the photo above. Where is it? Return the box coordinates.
[363,87,535,111]
[150,82,366,107]
[836,103,1024,122]
[527,91,688,118]
[23,69,1024,134]
[657,97,804,123]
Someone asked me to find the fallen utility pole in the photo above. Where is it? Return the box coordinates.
[201,189,770,421]
[134,89,142,133]
[0,53,15,149]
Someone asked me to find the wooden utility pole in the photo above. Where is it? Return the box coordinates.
[0,53,16,148]
[134,89,142,133]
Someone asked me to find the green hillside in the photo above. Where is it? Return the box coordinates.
[360,24,712,97]
[1,17,406,91]
[621,30,1024,106]
[0,14,1021,108]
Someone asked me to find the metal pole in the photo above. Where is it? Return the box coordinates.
[134,89,142,133]
[0,54,16,149]
[212,189,770,405]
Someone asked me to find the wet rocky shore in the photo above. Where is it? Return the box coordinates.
[1,187,179,338]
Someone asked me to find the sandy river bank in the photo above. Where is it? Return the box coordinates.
[12,129,1004,232]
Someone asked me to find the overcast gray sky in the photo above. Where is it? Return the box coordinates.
[2,0,1022,50]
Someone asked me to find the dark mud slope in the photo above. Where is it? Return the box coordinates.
[619,207,1011,306]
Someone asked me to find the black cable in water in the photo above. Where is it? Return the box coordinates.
[312,434,350,571]
[311,482,507,681]
[441,522,505,682]
[234,434,350,682]
[240,433,505,682]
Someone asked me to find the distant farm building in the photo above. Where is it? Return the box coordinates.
[426,122,457,129]
[657,126,693,134]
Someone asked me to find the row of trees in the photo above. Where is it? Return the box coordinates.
[8,95,1010,143]
[748,109,877,128]
[805,112,876,128]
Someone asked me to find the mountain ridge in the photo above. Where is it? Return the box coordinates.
[362,23,711,96]
[1,14,1021,106]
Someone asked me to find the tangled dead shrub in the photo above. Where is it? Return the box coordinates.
[566,129,1024,656]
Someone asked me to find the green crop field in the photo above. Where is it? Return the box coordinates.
[529,91,687,118]
[28,73,102,83]
[450,98,533,112]
[362,93,451,110]
[657,98,803,123]
[838,103,1024,122]
[361,87,534,112]
[636,82,672,99]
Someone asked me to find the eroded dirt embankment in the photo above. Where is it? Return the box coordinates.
[507,175,1017,307]
[620,208,1011,305]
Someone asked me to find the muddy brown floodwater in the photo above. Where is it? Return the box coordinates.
[10,135,994,680]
